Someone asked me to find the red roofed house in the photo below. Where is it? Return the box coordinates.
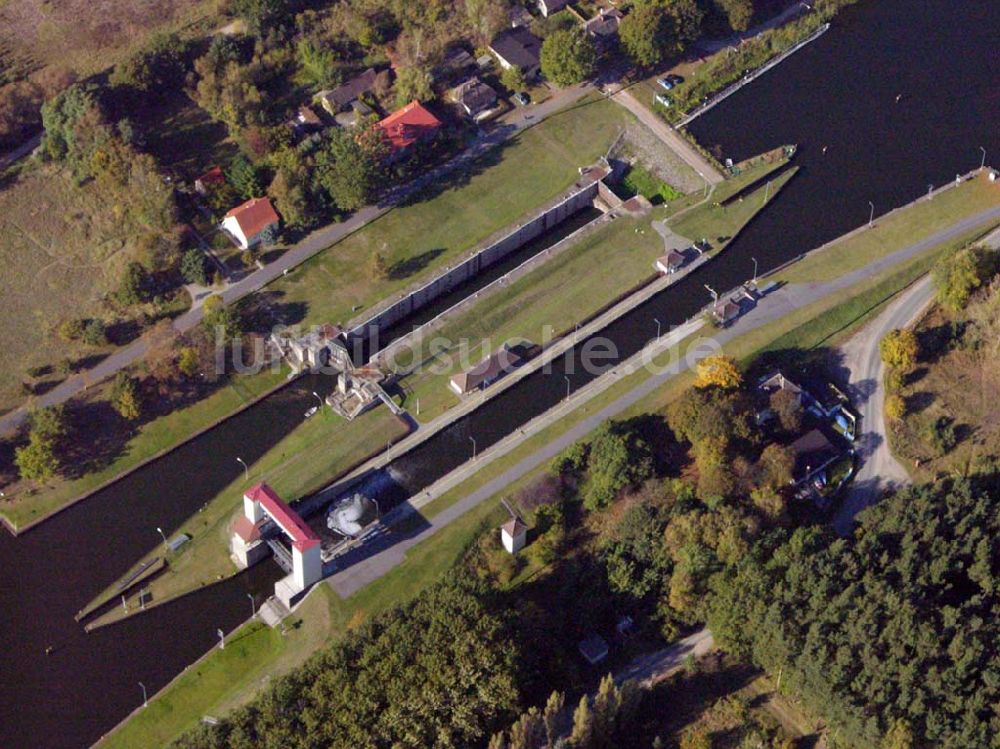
[232,483,322,599]
[221,196,281,250]
[194,166,225,195]
[375,101,442,159]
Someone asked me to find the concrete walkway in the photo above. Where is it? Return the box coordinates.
[611,88,725,185]
[325,202,1000,599]
[0,84,594,437]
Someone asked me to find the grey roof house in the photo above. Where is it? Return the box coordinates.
[490,27,543,78]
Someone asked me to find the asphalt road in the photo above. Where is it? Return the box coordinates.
[831,276,932,535]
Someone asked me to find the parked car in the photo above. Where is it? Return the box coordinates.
[666,74,684,85]
[513,92,530,106]
[656,77,675,90]
[654,93,672,107]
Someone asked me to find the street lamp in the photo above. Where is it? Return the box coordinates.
[980,146,987,170]
[868,200,875,228]
[752,257,759,282]
[564,375,572,401]
[247,593,256,619]
[311,391,323,409]
[385,440,392,462]
[654,318,662,342]
[236,457,248,482]
[156,527,168,548]
[469,436,477,461]
[217,628,225,650]
[139,682,148,708]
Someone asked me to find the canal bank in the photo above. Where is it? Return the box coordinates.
[5,2,1000,746]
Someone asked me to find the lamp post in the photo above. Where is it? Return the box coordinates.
[654,318,662,342]
[980,146,987,170]
[236,457,248,482]
[752,257,759,283]
[247,593,256,619]
[469,436,477,461]
[311,391,323,409]
[868,201,875,228]
[217,628,225,650]
[564,375,571,401]
[156,527,168,549]
[139,682,148,708]
[386,440,392,462]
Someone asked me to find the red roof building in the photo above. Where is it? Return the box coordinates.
[194,166,225,195]
[375,101,442,156]
[244,482,320,552]
[221,196,281,250]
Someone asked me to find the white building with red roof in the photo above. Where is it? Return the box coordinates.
[232,482,322,601]
[221,196,281,250]
[375,100,442,158]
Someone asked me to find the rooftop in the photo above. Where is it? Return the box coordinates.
[224,197,280,240]
[376,100,443,153]
[245,483,320,552]
[490,27,542,70]
[319,67,378,110]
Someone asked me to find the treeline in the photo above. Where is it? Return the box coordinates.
[172,578,523,749]
[708,477,1000,748]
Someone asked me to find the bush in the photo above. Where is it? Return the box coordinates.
[885,394,906,421]
[920,416,956,456]
[82,319,107,346]
[58,318,85,342]
[180,248,209,286]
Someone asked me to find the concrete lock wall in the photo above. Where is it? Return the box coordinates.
[347,179,602,357]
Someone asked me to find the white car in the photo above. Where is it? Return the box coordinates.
[654,93,672,107]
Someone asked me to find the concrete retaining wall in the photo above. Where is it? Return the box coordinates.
[347,178,602,357]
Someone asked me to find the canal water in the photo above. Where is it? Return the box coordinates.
[4,1,999,746]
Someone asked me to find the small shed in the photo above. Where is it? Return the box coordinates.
[655,249,687,275]
[578,633,609,665]
[500,517,528,554]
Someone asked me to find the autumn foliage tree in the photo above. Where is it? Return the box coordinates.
[879,328,919,371]
[694,355,742,389]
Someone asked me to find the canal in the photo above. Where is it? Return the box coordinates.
[3,1,999,746]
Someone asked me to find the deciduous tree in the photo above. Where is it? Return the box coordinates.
[694,355,742,389]
[879,328,919,370]
[540,27,597,87]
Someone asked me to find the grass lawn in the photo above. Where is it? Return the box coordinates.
[266,96,634,330]
[96,584,335,749]
[398,161,797,424]
[84,403,409,626]
[1,367,289,531]
[775,172,1000,284]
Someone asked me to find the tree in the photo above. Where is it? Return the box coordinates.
[180,248,209,286]
[619,0,703,68]
[267,168,312,228]
[15,433,59,482]
[715,0,754,32]
[202,295,242,340]
[318,125,385,212]
[116,261,150,307]
[885,393,906,421]
[501,64,527,93]
[232,0,289,35]
[769,388,802,432]
[879,329,919,370]
[679,728,712,749]
[15,407,66,482]
[227,153,263,200]
[466,0,509,46]
[543,691,565,747]
[82,319,107,346]
[570,695,594,749]
[394,67,434,108]
[177,346,200,378]
[296,39,339,88]
[583,421,654,510]
[110,33,187,95]
[882,719,914,749]
[694,355,742,389]
[540,28,597,87]
[110,372,142,420]
[757,443,794,489]
[932,246,994,312]
[58,318,86,342]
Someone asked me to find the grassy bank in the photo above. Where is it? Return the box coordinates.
[775,172,1000,283]
[266,97,634,329]
[1,367,289,531]
[84,404,409,628]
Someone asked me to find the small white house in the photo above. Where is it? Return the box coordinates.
[221,197,281,250]
[500,517,528,554]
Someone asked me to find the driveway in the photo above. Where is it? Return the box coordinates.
[831,277,931,535]
[614,627,715,687]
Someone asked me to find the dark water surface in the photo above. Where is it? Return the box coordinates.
[3,1,999,746]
